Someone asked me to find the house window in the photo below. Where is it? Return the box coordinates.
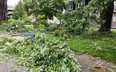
[75,4,78,9]
[67,0,74,11]
[78,3,81,8]
[76,2,85,9]
[68,5,73,10]
[70,5,73,10]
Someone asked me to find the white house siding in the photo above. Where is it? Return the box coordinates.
[111,13,116,29]
[111,1,116,29]
[47,16,60,24]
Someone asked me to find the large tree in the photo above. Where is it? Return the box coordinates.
[12,1,26,19]
[14,0,66,19]
[0,0,7,21]
[84,0,114,31]
[59,0,115,34]
[99,0,114,31]
[76,0,115,31]
[85,0,91,5]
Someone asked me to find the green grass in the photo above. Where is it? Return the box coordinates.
[47,31,116,63]
[68,38,116,62]
[67,32,116,63]
[111,29,116,32]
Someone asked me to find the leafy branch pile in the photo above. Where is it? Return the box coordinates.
[2,34,81,72]
[0,19,33,33]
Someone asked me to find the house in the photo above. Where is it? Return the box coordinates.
[7,0,23,19]
[7,5,15,19]
[66,0,89,11]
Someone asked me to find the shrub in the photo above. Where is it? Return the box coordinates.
[36,15,49,27]
[53,30,61,36]
[0,19,33,33]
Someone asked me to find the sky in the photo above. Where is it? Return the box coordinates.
[7,0,20,6]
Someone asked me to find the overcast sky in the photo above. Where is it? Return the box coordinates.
[7,0,20,6]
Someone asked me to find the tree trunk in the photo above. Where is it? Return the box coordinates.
[99,1,114,31]
[0,0,7,21]
[85,0,91,5]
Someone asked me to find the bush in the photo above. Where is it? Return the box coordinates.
[53,30,61,36]
[36,15,49,27]
[0,19,33,33]
[38,24,45,29]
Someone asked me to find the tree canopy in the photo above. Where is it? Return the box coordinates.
[60,0,115,33]
[12,0,115,32]
[86,0,115,31]
[13,0,66,19]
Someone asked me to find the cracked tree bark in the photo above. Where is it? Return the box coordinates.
[99,1,114,31]
[0,0,7,21]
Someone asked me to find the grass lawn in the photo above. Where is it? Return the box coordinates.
[67,31,116,63]
[111,29,116,32]
[47,31,116,63]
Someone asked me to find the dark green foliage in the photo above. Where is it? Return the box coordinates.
[0,19,33,33]
[36,14,49,28]
[53,30,61,36]
[57,0,115,34]
[57,9,90,35]
[0,37,13,45]
[15,0,66,19]
[12,2,27,19]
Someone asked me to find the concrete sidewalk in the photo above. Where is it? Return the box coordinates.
[76,54,116,72]
[0,53,27,72]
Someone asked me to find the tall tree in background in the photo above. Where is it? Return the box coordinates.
[0,0,7,21]
[99,0,114,31]
[21,0,66,19]
[85,0,91,5]
[60,0,115,34]
[12,1,26,19]
[85,0,114,31]
[75,0,114,32]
